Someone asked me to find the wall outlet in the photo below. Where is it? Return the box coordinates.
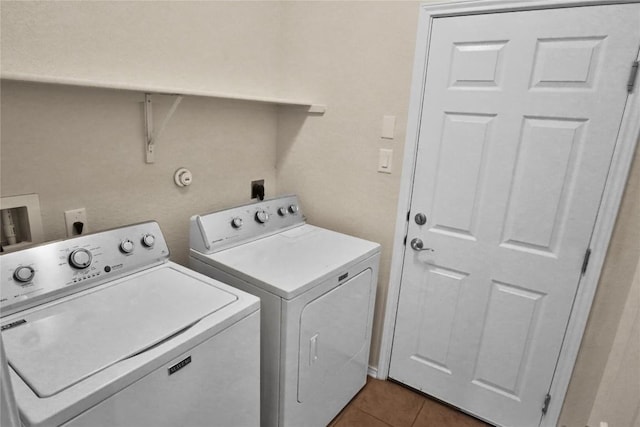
[251,179,265,200]
[64,208,88,237]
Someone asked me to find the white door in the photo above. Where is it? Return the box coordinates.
[389,4,640,427]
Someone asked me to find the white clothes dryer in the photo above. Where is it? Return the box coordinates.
[189,195,380,427]
[0,222,260,427]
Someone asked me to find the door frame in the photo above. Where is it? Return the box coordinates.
[377,1,640,426]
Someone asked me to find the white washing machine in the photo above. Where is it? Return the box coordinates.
[0,221,260,427]
[189,195,380,427]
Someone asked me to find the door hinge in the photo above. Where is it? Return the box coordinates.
[542,393,551,415]
[403,235,407,246]
[406,211,411,222]
[628,61,639,93]
[581,248,592,275]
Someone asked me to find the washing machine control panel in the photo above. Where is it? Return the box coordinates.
[191,195,305,254]
[0,221,170,317]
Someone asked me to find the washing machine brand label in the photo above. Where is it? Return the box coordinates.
[338,272,349,282]
[1,319,26,331]
[168,356,191,375]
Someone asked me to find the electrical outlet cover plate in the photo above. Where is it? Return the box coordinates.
[64,208,88,237]
[251,179,265,200]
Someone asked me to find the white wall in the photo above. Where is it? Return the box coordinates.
[2,3,639,427]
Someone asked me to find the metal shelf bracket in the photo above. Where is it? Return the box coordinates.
[144,93,183,163]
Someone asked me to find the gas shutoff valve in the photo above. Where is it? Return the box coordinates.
[174,168,193,187]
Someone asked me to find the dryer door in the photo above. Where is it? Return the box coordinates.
[297,268,374,403]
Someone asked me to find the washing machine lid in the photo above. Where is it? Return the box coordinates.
[204,224,380,299]
[2,266,237,398]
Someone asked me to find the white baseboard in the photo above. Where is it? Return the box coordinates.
[367,365,379,379]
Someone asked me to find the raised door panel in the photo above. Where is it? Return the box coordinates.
[530,37,605,90]
[408,265,468,375]
[472,281,546,400]
[450,41,508,89]
[501,117,587,256]
[430,113,494,241]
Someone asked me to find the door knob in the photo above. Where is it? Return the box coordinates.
[414,213,427,225]
[410,238,434,252]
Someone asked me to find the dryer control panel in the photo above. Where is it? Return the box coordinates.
[0,221,169,317]
[190,195,305,254]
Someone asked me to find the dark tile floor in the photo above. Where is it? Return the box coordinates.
[329,378,491,427]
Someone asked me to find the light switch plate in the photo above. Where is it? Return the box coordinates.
[381,115,396,139]
[378,148,393,174]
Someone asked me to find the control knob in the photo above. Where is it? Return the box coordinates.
[277,207,288,216]
[141,234,155,248]
[255,210,269,224]
[13,266,35,283]
[288,204,299,214]
[69,248,92,269]
[120,239,135,254]
[231,217,243,229]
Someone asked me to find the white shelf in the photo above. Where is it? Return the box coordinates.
[3,72,326,164]
[1,72,326,113]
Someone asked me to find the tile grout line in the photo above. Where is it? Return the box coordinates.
[356,407,397,427]
[355,397,426,427]
[409,398,427,427]
[330,382,370,426]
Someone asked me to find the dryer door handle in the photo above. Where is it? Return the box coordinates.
[309,333,319,366]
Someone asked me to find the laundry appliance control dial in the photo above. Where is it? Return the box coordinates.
[288,204,299,214]
[141,234,155,248]
[277,207,288,216]
[255,210,269,224]
[13,266,35,283]
[120,239,135,254]
[69,248,92,269]
[231,217,243,229]
[0,221,169,317]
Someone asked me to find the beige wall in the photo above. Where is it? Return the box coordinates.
[588,255,640,427]
[0,81,279,266]
[276,1,420,366]
[559,146,640,427]
[1,1,284,98]
[2,2,639,426]
[275,2,640,426]
[1,0,287,264]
